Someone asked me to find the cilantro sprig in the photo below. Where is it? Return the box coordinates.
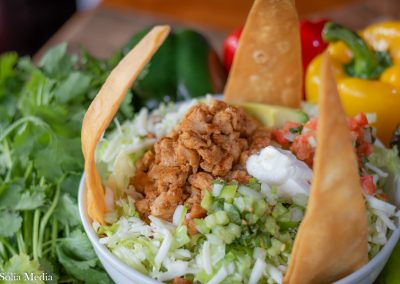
[0,44,133,283]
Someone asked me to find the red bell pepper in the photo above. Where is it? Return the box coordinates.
[299,19,329,71]
[223,27,243,72]
[223,19,329,73]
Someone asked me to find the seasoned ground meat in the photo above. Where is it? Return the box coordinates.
[130,100,271,221]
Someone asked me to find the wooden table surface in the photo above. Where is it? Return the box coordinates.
[35,0,400,62]
[101,0,361,31]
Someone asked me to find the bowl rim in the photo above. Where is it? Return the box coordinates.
[79,173,400,284]
[79,174,160,284]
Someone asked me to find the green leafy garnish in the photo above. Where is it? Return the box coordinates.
[0,44,133,282]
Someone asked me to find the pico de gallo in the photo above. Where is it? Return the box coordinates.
[272,112,391,199]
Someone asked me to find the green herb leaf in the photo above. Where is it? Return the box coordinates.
[2,253,44,284]
[0,210,22,237]
[15,190,46,210]
[38,44,75,78]
[56,231,112,284]
[55,72,91,104]
[0,180,23,210]
[53,194,81,227]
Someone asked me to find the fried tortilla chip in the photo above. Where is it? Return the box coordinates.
[224,0,302,108]
[81,26,170,224]
[284,53,368,283]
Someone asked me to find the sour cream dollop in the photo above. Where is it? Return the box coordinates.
[246,146,313,202]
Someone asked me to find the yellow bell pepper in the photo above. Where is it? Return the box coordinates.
[306,22,400,145]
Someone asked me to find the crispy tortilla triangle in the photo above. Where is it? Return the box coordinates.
[224,0,302,108]
[284,53,368,283]
[81,26,170,224]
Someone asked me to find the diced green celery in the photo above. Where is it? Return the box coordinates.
[98,223,120,236]
[215,211,230,225]
[265,217,279,235]
[289,206,304,222]
[172,225,191,249]
[293,193,308,207]
[194,269,214,283]
[220,184,238,201]
[205,214,217,228]
[272,203,288,218]
[226,223,241,238]
[253,247,267,260]
[278,232,293,245]
[248,177,258,184]
[211,225,224,239]
[232,253,253,279]
[212,182,224,196]
[244,213,259,224]
[233,196,253,212]
[212,226,236,244]
[253,199,268,217]
[267,239,285,257]
[178,206,188,226]
[201,190,212,211]
[224,203,242,224]
[278,220,298,231]
[194,219,210,234]
[246,181,261,191]
[278,211,291,223]
[233,197,246,212]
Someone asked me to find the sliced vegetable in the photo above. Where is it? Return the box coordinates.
[306,21,400,145]
[236,101,308,128]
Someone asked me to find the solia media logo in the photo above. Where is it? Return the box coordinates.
[0,272,53,282]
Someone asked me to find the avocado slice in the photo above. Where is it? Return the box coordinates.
[235,102,308,128]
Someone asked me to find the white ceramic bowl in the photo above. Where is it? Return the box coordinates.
[79,173,400,284]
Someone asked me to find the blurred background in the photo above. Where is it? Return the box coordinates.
[1,0,399,59]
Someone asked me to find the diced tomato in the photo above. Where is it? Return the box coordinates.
[272,129,289,147]
[348,113,369,133]
[347,117,359,131]
[283,121,302,132]
[356,127,365,143]
[376,193,389,201]
[350,130,359,142]
[354,113,369,128]
[291,134,314,166]
[303,117,317,131]
[360,175,376,195]
[356,155,363,168]
[358,142,373,157]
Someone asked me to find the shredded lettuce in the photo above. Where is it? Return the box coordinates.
[369,146,400,174]
[98,179,304,283]
[96,104,399,283]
